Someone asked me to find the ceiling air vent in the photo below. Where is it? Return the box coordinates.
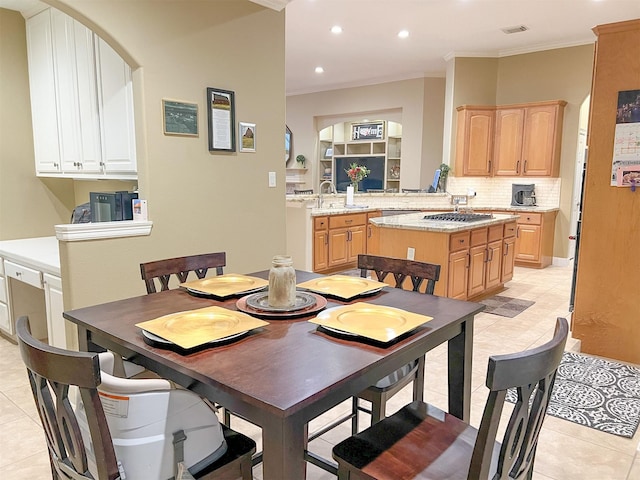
[501,25,529,34]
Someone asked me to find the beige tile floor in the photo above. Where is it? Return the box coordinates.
[1,263,639,479]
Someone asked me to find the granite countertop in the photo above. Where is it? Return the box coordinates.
[369,212,520,233]
[0,236,60,276]
[307,204,558,216]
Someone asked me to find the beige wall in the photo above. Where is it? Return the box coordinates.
[495,45,595,259]
[5,1,287,310]
[0,8,74,240]
[286,77,446,190]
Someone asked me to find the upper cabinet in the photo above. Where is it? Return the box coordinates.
[26,8,137,180]
[456,100,566,178]
[455,106,495,176]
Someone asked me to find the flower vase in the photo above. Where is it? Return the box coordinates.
[352,182,359,193]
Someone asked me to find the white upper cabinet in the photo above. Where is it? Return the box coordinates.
[26,8,136,179]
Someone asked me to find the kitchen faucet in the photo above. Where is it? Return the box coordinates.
[318,180,337,208]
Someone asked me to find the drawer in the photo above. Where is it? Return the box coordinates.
[0,276,5,303]
[470,227,488,247]
[488,225,503,243]
[449,231,470,252]
[314,216,329,231]
[518,213,542,225]
[503,221,517,238]
[4,260,43,289]
[329,213,367,229]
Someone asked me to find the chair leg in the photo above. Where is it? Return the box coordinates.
[241,455,253,480]
[351,397,359,434]
[412,355,426,402]
[223,408,231,427]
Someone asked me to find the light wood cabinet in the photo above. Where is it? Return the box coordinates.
[455,106,495,176]
[501,222,517,282]
[512,211,557,268]
[313,216,329,272]
[313,212,374,273]
[494,101,566,177]
[447,249,469,300]
[457,100,566,177]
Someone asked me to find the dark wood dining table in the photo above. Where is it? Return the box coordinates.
[63,270,483,480]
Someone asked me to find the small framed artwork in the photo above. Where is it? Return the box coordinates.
[162,99,198,136]
[206,87,236,152]
[239,122,256,152]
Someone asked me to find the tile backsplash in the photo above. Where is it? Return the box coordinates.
[447,176,560,208]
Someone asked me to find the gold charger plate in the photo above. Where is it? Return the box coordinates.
[296,275,387,300]
[180,274,268,298]
[135,306,268,349]
[309,302,432,343]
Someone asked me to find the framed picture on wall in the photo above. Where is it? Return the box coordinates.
[162,99,198,136]
[206,87,236,152]
[239,122,256,152]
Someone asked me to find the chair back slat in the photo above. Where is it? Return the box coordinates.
[469,317,569,480]
[16,316,120,480]
[140,252,226,294]
[358,254,440,295]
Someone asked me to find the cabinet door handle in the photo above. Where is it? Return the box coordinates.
[465,252,470,269]
[488,160,492,173]
[368,226,372,238]
[504,243,509,256]
[325,234,328,245]
[523,160,527,172]
[516,160,520,173]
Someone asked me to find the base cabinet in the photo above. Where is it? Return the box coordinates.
[44,274,66,349]
[448,249,469,300]
[314,212,372,273]
[501,223,517,282]
[0,260,10,335]
[513,212,557,268]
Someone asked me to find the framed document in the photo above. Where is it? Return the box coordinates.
[206,87,236,152]
[239,122,256,152]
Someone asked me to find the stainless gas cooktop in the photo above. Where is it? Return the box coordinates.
[423,213,493,222]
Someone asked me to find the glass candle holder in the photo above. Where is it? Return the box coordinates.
[268,255,296,308]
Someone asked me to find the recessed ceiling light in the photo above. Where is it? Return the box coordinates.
[315,66,324,74]
[398,30,409,39]
[331,25,343,34]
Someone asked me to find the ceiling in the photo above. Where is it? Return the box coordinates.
[3,0,639,96]
[285,0,640,95]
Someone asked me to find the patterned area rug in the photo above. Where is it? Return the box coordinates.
[507,352,640,438]
[479,295,534,317]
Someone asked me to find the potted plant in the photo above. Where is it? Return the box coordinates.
[296,154,306,168]
[438,163,450,192]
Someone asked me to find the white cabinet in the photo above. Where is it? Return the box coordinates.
[0,260,11,335]
[26,8,136,179]
[44,274,66,349]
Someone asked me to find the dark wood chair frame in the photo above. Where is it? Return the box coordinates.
[140,252,226,294]
[353,254,441,430]
[16,315,255,480]
[309,254,442,452]
[332,317,569,480]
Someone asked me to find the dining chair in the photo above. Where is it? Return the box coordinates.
[352,254,441,432]
[332,317,569,480]
[16,315,255,480]
[140,252,226,294]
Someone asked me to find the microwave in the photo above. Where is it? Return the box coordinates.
[90,191,138,222]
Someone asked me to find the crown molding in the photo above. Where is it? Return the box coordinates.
[249,0,291,11]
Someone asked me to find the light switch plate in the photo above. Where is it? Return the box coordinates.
[407,247,415,260]
[268,171,276,187]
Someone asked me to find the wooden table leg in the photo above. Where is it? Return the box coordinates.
[261,414,308,480]
[447,315,474,422]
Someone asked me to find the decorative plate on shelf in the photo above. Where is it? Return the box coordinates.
[135,306,268,349]
[180,274,268,298]
[309,303,432,343]
[297,275,387,300]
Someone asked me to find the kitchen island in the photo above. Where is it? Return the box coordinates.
[368,212,519,300]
